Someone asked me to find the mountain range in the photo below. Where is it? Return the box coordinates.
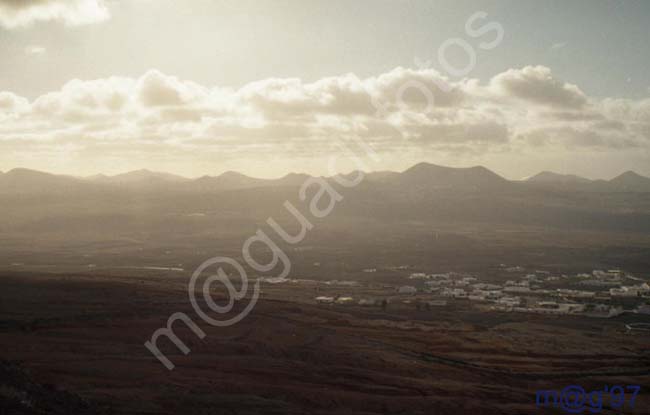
[1,163,650,237]
[1,163,649,194]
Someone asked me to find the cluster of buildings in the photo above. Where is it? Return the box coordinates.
[303,266,649,318]
[405,268,649,317]
[315,295,356,305]
[610,283,650,297]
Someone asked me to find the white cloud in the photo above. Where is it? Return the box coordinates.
[0,91,30,114]
[1,66,649,173]
[136,70,209,108]
[490,66,587,108]
[0,0,110,28]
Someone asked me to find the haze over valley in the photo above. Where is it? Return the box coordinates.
[1,1,650,414]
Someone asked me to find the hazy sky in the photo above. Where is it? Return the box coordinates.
[1,0,649,179]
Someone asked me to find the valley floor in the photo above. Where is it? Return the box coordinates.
[1,272,649,414]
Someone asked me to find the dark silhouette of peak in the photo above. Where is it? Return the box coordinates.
[219,170,249,179]
[403,162,500,177]
[609,170,650,191]
[3,163,650,195]
[105,169,189,183]
[527,171,591,184]
[402,162,448,175]
[6,168,53,178]
[396,163,508,190]
[216,171,258,183]
[278,172,311,185]
[189,171,265,191]
[4,168,79,182]
[0,168,87,194]
[281,172,310,180]
[192,171,315,191]
[612,170,646,181]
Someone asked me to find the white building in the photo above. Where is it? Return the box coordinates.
[427,300,448,307]
[441,288,467,298]
[425,280,452,287]
[472,283,501,291]
[315,296,334,304]
[335,296,355,305]
[409,272,427,279]
[397,285,417,295]
[557,289,596,299]
[610,283,650,297]
[497,296,521,307]
[594,270,622,282]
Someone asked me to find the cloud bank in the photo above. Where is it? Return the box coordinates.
[0,0,109,28]
[1,65,649,175]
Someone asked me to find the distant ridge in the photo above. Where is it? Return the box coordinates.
[190,171,265,191]
[2,164,650,235]
[88,169,190,184]
[2,164,650,194]
[392,162,509,190]
[526,171,592,184]
[0,168,88,194]
[5,168,80,182]
[609,171,650,192]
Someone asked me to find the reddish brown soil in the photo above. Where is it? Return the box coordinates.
[1,272,648,414]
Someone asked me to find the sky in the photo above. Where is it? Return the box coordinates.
[0,0,649,179]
